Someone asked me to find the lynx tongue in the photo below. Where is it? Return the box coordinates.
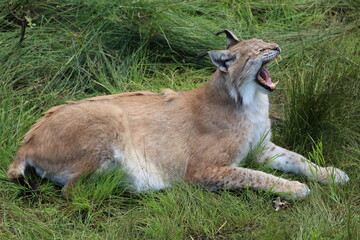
[259,67,276,89]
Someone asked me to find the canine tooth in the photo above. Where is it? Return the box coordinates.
[278,55,282,60]
[274,58,278,65]
[274,80,279,85]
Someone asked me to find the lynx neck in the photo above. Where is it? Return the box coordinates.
[197,70,270,117]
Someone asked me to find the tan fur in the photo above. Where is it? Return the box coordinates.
[8,33,349,199]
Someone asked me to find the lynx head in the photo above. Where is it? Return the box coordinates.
[201,30,281,104]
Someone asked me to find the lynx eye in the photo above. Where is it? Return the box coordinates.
[258,48,265,52]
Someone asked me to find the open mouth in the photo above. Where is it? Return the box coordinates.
[256,58,280,91]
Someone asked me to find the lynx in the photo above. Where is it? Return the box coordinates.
[8,30,349,199]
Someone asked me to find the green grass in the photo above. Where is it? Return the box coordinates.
[1,0,359,239]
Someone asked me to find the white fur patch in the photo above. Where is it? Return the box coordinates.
[233,87,271,165]
[239,81,257,106]
[48,172,74,186]
[110,146,169,192]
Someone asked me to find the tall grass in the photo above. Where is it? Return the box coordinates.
[0,0,359,239]
[275,35,360,156]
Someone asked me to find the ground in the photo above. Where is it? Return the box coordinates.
[0,0,359,239]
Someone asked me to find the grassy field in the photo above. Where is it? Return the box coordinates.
[0,0,359,239]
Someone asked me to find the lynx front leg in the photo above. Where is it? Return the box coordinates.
[259,142,349,184]
[191,166,310,199]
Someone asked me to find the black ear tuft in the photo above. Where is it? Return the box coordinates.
[196,51,209,60]
[215,29,240,49]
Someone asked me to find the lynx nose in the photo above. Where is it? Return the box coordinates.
[273,46,281,52]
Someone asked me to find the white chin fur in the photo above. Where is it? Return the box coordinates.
[239,79,273,106]
[239,81,257,106]
[228,67,271,105]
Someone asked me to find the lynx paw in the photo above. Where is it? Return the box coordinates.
[318,167,349,185]
[285,181,310,200]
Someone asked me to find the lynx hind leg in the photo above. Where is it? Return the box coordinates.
[193,166,310,199]
[259,142,349,184]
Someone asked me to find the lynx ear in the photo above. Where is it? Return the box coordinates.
[208,50,238,72]
[215,29,240,49]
